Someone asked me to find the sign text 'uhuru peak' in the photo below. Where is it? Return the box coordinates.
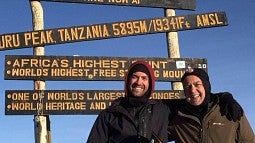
[0,12,227,51]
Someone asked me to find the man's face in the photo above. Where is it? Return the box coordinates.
[129,71,149,97]
[182,75,206,106]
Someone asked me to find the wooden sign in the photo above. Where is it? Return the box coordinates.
[40,0,196,10]
[5,90,184,115]
[0,12,228,51]
[5,55,207,81]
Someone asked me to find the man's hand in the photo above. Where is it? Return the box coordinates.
[219,92,244,122]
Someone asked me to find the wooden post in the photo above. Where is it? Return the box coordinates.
[164,9,183,90]
[30,1,52,143]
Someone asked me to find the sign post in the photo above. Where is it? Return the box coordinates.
[165,9,183,90]
[30,1,52,143]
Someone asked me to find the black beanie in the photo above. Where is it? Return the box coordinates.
[181,68,211,106]
[128,64,150,77]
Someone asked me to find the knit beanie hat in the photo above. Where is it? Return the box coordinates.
[181,68,211,106]
[128,64,150,78]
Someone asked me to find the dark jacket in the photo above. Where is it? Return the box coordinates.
[87,98,169,143]
[87,60,170,143]
[168,93,255,143]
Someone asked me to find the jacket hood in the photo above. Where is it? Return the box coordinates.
[124,60,155,98]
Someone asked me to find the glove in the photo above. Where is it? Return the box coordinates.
[218,92,244,122]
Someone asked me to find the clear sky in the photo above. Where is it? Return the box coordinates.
[0,0,254,143]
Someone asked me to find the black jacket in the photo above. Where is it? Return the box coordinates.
[87,97,170,143]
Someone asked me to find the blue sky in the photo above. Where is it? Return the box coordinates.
[0,0,254,143]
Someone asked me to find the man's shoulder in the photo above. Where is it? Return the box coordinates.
[149,100,170,111]
[105,97,125,112]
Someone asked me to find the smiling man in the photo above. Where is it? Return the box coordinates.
[87,60,170,143]
[168,68,255,143]
[128,68,150,98]
[182,69,210,107]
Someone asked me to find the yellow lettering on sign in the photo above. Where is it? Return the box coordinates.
[108,0,128,4]
[0,34,20,49]
[151,92,180,99]
[31,59,69,68]
[12,59,29,67]
[112,20,147,36]
[72,59,126,68]
[48,92,69,100]
[9,92,29,100]
[47,92,84,100]
[86,25,110,39]
[119,69,127,77]
[147,61,168,69]
[151,17,190,32]
[11,59,69,68]
[10,102,40,111]
[51,68,85,77]
[86,93,92,100]
[90,102,106,110]
[45,102,86,110]
[58,25,110,42]
[11,68,49,76]
[30,59,50,67]
[131,0,140,4]
[92,92,124,101]
[169,17,188,30]
[24,30,54,46]
[72,92,85,100]
[197,13,223,27]
[60,27,86,42]
[154,70,159,78]
[163,70,184,78]
[93,69,117,77]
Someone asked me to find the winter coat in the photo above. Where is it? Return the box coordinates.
[87,97,170,143]
[87,60,170,143]
[168,93,255,143]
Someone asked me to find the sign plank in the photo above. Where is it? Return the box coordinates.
[40,0,196,10]
[5,90,184,115]
[0,12,228,51]
[5,55,207,81]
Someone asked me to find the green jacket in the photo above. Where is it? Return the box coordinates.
[168,94,255,143]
